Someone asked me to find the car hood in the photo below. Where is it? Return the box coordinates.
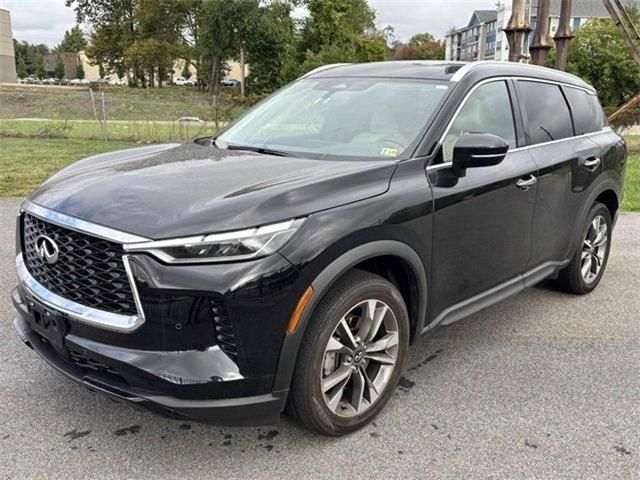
[28,142,397,239]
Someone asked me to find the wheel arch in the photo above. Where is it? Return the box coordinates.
[594,189,619,220]
[272,240,427,392]
[566,179,621,260]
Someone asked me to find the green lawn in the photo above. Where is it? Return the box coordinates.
[622,153,640,211]
[1,136,639,211]
[0,119,218,143]
[0,137,137,196]
[0,85,259,123]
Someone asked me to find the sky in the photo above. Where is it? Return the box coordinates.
[1,0,500,47]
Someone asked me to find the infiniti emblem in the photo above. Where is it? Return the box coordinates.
[35,235,59,265]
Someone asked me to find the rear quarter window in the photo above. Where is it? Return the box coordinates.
[564,86,606,135]
[518,80,574,145]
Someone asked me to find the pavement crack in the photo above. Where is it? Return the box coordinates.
[614,444,632,455]
[397,376,415,391]
[406,350,442,372]
[113,425,140,436]
[63,429,91,442]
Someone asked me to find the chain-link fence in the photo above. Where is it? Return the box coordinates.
[0,85,263,142]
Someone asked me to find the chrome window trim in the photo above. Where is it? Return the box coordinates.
[426,127,612,172]
[22,200,150,244]
[16,253,145,332]
[426,74,611,172]
[508,127,612,153]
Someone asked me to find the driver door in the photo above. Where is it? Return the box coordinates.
[427,79,539,322]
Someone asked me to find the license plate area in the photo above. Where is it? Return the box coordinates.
[27,300,68,350]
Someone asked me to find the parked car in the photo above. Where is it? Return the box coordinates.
[173,76,195,87]
[41,77,57,85]
[91,78,110,87]
[108,77,127,86]
[20,75,41,85]
[221,77,240,88]
[11,61,625,435]
[69,78,90,86]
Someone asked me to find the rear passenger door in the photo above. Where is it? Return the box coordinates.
[515,80,604,268]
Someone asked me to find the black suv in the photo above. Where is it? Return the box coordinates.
[12,61,626,435]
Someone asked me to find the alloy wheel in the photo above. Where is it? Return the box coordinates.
[581,215,608,284]
[320,299,399,418]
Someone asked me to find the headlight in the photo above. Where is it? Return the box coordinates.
[124,218,305,264]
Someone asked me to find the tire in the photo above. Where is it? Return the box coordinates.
[555,202,612,295]
[287,269,410,436]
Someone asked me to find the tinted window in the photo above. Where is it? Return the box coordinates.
[564,87,606,135]
[519,81,574,145]
[442,81,516,162]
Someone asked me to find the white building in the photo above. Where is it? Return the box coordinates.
[446,0,640,62]
[0,8,17,83]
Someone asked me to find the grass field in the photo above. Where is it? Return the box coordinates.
[0,119,219,143]
[0,138,137,196]
[0,86,262,123]
[1,136,639,211]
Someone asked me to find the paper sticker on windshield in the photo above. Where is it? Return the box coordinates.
[380,147,399,157]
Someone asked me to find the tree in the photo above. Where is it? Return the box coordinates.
[180,0,205,86]
[72,0,188,87]
[17,57,27,79]
[298,0,389,74]
[55,26,87,53]
[125,0,187,87]
[86,24,131,83]
[35,56,46,79]
[13,40,49,75]
[55,54,65,80]
[244,1,298,93]
[392,32,445,61]
[181,61,191,79]
[75,57,85,79]
[408,32,435,46]
[67,0,141,84]
[561,16,640,107]
[197,0,254,93]
[99,63,107,79]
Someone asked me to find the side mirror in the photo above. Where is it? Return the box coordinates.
[452,133,510,177]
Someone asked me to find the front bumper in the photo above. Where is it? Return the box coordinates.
[12,286,288,425]
[12,202,313,425]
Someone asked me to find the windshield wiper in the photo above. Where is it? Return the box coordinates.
[223,144,294,157]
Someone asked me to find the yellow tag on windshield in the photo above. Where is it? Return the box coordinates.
[380,147,399,157]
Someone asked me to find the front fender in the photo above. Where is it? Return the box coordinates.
[272,239,427,392]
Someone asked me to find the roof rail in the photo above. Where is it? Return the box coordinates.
[449,61,592,90]
[301,63,351,78]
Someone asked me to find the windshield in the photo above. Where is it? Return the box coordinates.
[217,78,450,159]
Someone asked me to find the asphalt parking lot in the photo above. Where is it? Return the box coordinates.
[1,196,639,479]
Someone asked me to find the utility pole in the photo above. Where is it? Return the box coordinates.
[554,0,574,71]
[503,0,530,62]
[240,47,245,97]
[530,0,552,65]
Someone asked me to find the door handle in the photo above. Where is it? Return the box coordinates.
[583,157,601,170]
[516,175,537,191]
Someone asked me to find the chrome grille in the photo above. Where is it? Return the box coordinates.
[22,213,137,315]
